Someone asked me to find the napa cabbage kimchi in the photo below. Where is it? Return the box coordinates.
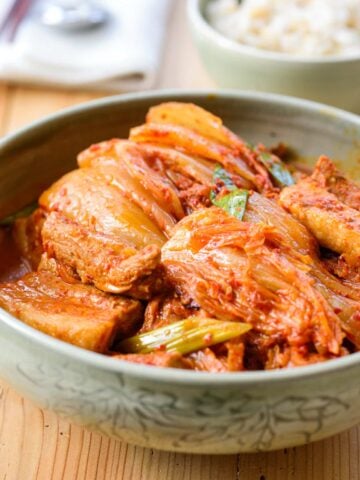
[1,102,359,372]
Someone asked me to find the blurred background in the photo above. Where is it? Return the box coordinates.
[0,0,359,125]
[0,1,212,132]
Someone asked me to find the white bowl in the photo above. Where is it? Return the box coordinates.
[188,0,360,113]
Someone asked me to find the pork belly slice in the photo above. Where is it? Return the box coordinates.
[39,167,166,297]
[311,155,360,211]
[41,212,163,299]
[13,208,46,269]
[280,158,360,265]
[0,271,142,352]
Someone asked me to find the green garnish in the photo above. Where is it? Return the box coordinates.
[245,142,255,152]
[258,152,294,187]
[210,165,249,219]
[118,317,251,355]
[213,164,236,189]
[0,202,37,226]
[210,164,237,202]
[212,188,249,220]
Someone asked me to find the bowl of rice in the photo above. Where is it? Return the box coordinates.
[188,0,360,112]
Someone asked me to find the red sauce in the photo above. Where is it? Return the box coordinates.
[0,228,31,282]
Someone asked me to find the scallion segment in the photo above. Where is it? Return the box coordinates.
[212,188,249,221]
[118,317,251,355]
[258,152,294,187]
[210,164,236,202]
[212,164,236,190]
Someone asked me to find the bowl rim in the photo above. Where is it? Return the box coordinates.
[1,88,360,387]
[188,0,360,64]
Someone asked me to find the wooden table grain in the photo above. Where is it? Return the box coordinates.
[0,2,359,479]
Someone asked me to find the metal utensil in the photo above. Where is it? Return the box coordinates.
[0,0,34,43]
[38,0,109,32]
[0,0,108,43]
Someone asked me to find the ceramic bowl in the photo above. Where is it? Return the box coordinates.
[188,0,360,113]
[0,90,360,454]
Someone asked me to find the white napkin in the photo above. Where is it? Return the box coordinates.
[0,0,172,91]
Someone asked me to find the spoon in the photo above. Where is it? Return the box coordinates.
[38,0,109,32]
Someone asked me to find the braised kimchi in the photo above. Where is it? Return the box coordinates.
[0,102,359,372]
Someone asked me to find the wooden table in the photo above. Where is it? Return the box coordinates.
[0,2,359,479]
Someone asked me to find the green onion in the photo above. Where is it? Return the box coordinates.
[245,142,255,151]
[212,188,249,220]
[258,152,294,187]
[0,202,37,226]
[118,317,251,355]
[212,164,236,190]
[210,165,237,201]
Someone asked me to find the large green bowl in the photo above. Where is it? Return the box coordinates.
[188,0,360,113]
[0,91,359,454]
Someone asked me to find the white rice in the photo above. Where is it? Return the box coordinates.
[206,0,360,56]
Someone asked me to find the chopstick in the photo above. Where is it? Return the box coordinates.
[0,0,34,43]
